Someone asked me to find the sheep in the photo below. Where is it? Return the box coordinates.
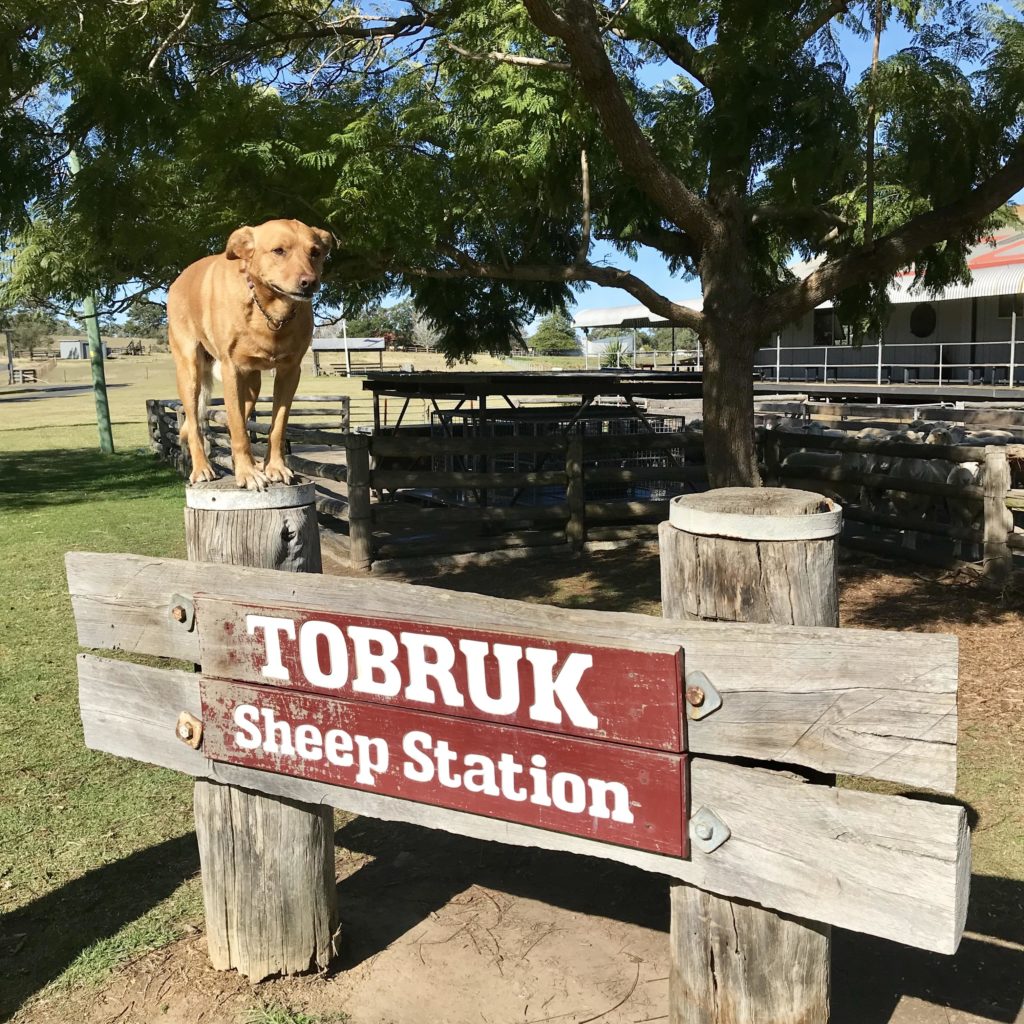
[945,461,984,560]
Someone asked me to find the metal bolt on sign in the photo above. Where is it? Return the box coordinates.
[684,671,722,720]
[168,594,196,631]
[689,806,731,854]
[176,711,204,749]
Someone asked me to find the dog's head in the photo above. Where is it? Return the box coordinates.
[225,219,334,302]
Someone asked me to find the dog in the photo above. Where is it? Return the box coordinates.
[167,218,333,490]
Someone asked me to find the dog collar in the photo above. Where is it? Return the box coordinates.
[247,276,297,332]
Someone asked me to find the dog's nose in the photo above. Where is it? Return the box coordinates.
[299,276,314,292]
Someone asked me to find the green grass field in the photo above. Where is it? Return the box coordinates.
[1,361,1021,1023]
[0,424,204,1018]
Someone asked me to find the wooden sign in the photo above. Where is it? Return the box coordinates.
[196,596,687,751]
[68,553,970,954]
[196,594,689,856]
[201,678,689,856]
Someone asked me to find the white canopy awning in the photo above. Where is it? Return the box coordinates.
[573,299,701,330]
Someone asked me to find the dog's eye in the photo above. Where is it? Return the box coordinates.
[310,247,320,258]
[272,247,286,256]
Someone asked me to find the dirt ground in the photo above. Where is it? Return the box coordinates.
[13,548,1024,1024]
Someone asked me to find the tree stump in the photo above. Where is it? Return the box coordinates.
[185,478,339,980]
[660,487,841,1024]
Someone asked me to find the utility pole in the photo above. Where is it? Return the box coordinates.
[67,149,114,454]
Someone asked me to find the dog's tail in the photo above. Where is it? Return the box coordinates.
[196,354,213,454]
[180,349,214,455]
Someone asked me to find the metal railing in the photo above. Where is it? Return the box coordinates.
[754,334,1022,386]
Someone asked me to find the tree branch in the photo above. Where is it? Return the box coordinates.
[762,145,1024,327]
[609,224,700,264]
[522,0,717,245]
[611,22,710,88]
[795,0,850,46]
[405,248,704,330]
[446,41,571,71]
[577,149,591,262]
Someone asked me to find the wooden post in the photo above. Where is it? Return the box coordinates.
[983,448,1013,586]
[185,479,339,981]
[566,433,586,551]
[660,487,841,1024]
[346,433,373,571]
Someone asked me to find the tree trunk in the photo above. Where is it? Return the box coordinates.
[700,327,761,488]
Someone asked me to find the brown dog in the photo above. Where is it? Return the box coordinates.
[167,218,333,490]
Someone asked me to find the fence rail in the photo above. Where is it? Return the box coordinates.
[148,394,1022,575]
[755,337,1022,386]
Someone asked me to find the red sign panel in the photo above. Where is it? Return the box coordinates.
[201,678,689,857]
[196,596,686,752]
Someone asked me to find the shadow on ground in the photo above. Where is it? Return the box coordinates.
[0,447,181,511]
[0,833,200,1021]
[2,818,1020,1023]
[333,818,1024,1024]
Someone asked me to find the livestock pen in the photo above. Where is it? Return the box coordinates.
[146,381,1024,577]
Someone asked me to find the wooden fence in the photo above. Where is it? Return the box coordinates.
[147,395,1023,575]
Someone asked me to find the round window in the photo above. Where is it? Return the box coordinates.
[910,303,937,338]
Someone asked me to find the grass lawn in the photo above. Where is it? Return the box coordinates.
[1,374,1021,1024]
[0,423,202,1019]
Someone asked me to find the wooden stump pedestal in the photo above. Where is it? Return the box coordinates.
[660,487,842,1024]
[185,479,340,980]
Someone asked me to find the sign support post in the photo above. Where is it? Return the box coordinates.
[660,488,841,1024]
[185,479,339,980]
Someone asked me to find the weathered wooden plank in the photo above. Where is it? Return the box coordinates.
[66,552,959,792]
[772,431,991,464]
[76,654,969,954]
[371,503,570,524]
[374,530,568,559]
[372,435,568,457]
[777,463,984,501]
[373,469,568,489]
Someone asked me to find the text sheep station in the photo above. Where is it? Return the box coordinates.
[232,704,635,824]
[247,614,600,729]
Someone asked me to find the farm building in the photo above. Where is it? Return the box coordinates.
[574,222,1024,386]
[311,336,385,376]
[58,339,91,359]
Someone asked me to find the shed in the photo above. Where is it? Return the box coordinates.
[59,340,90,359]
[311,337,386,376]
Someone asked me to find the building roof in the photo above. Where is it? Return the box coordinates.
[311,337,386,351]
[573,225,1024,329]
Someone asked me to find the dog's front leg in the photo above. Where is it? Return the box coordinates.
[263,361,302,484]
[223,364,269,490]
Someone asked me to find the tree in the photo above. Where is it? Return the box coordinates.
[529,310,580,353]
[0,308,74,354]
[120,298,168,340]
[3,1,1024,483]
[344,298,416,344]
[412,311,442,351]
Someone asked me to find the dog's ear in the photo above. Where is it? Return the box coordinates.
[312,228,335,255]
[225,226,255,261]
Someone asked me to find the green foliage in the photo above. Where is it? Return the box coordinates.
[1,0,1022,381]
[343,297,415,343]
[600,338,630,367]
[529,309,579,353]
[118,298,168,340]
[1,307,75,352]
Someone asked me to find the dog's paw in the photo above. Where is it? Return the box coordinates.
[263,460,295,485]
[235,464,270,491]
[189,463,218,484]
